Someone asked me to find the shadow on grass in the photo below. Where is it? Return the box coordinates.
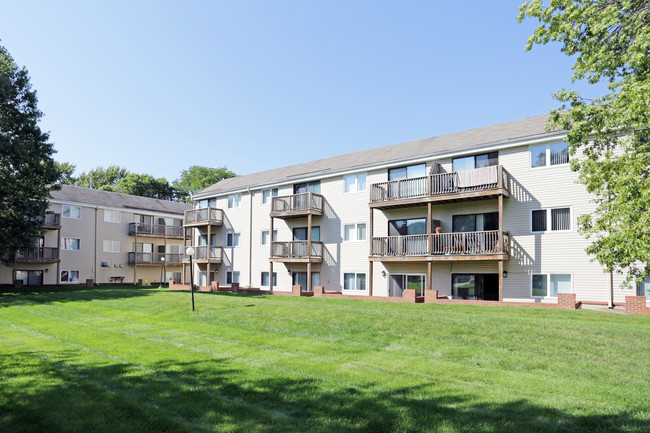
[0,350,647,433]
[0,285,156,307]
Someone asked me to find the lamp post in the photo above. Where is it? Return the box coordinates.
[186,247,195,311]
[159,256,166,288]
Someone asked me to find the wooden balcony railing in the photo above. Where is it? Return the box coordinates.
[128,223,184,238]
[184,208,223,226]
[15,247,59,262]
[182,246,223,262]
[270,193,324,218]
[128,252,184,265]
[40,213,61,229]
[370,165,509,204]
[271,241,323,259]
[371,231,509,258]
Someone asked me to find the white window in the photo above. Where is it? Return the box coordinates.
[103,210,121,223]
[344,173,367,193]
[60,270,80,283]
[227,271,240,284]
[62,238,80,251]
[530,142,569,168]
[261,230,278,245]
[227,232,240,247]
[62,205,81,219]
[344,273,367,291]
[638,276,650,299]
[261,272,277,286]
[531,208,571,233]
[227,194,241,208]
[103,240,120,253]
[344,223,367,241]
[532,274,572,297]
[262,188,278,204]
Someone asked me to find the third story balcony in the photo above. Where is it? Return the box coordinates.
[40,213,61,230]
[270,193,324,219]
[270,241,323,263]
[370,231,509,262]
[128,252,184,265]
[184,208,224,227]
[128,223,185,239]
[370,165,510,208]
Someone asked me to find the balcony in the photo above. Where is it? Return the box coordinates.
[270,193,324,219]
[270,241,323,263]
[369,165,510,209]
[182,246,223,264]
[15,247,60,263]
[370,231,509,261]
[128,223,185,239]
[41,213,61,230]
[128,252,184,265]
[184,208,223,227]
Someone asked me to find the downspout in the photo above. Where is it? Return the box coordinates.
[247,187,253,286]
[609,271,614,309]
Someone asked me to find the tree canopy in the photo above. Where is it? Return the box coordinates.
[519,0,650,285]
[173,165,236,203]
[0,43,61,262]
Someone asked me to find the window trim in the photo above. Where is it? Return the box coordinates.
[262,188,279,205]
[261,271,278,287]
[227,193,242,209]
[529,142,569,169]
[343,222,367,242]
[62,205,82,219]
[103,210,121,223]
[344,173,367,193]
[261,229,278,246]
[530,207,572,234]
[62,237,81,251]
[227,232,241,247]
[343,272,367,291]
[530,273,573,298]
[226,271,240,285]
[60,270,80,284]
[102,240,120,253]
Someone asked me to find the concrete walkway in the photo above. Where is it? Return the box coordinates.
[579,304,628,314]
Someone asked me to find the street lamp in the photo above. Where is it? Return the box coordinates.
[186,247,195,311]
[159,256,166,288]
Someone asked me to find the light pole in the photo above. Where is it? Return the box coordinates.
[159,256,166,288]
[186,247,195,311]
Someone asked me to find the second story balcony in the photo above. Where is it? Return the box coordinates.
[15,247,60,263]
[182,246,223,264]
[128,252,184,265]
[270,193,324,219]
[270,241,323,263]
[370,231,509,261]
[184,208,224,227]
[370,165,510,208]
[128,223,185,239]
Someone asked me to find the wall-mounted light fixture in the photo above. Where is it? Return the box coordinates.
[503,270,508,278]
[381,270,386,277]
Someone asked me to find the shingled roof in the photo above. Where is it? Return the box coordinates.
[51,185,191,215]
[197,113,557,197]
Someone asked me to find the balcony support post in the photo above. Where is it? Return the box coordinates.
[56,223,61,284]
[207,223,211,288]
[307,213,312,292]
[427,261,432,292]
[134,225,138,284]
[427,202,432,255]
[498,194,503,254]
[369,261,373,296]
[498,260,504,302]
[269,216,274,292]
[369,207,374,296]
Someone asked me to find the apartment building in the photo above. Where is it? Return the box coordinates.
[0,185,191,286]
[185,113,647,305]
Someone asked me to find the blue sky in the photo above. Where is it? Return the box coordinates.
[1,1,606,180]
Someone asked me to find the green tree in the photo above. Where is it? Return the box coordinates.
[73,165,129,189]
[55,161,76,184]
[111,173,175,200]
[173,165,236,202]
[0,43,61,262]
[519,0,650,285]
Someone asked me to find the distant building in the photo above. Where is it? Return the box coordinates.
[0,185,191,286]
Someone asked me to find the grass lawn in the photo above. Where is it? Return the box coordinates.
[0,286,648,433]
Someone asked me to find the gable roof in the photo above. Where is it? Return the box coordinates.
[50,185,191,215]
[197,113,557,197]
